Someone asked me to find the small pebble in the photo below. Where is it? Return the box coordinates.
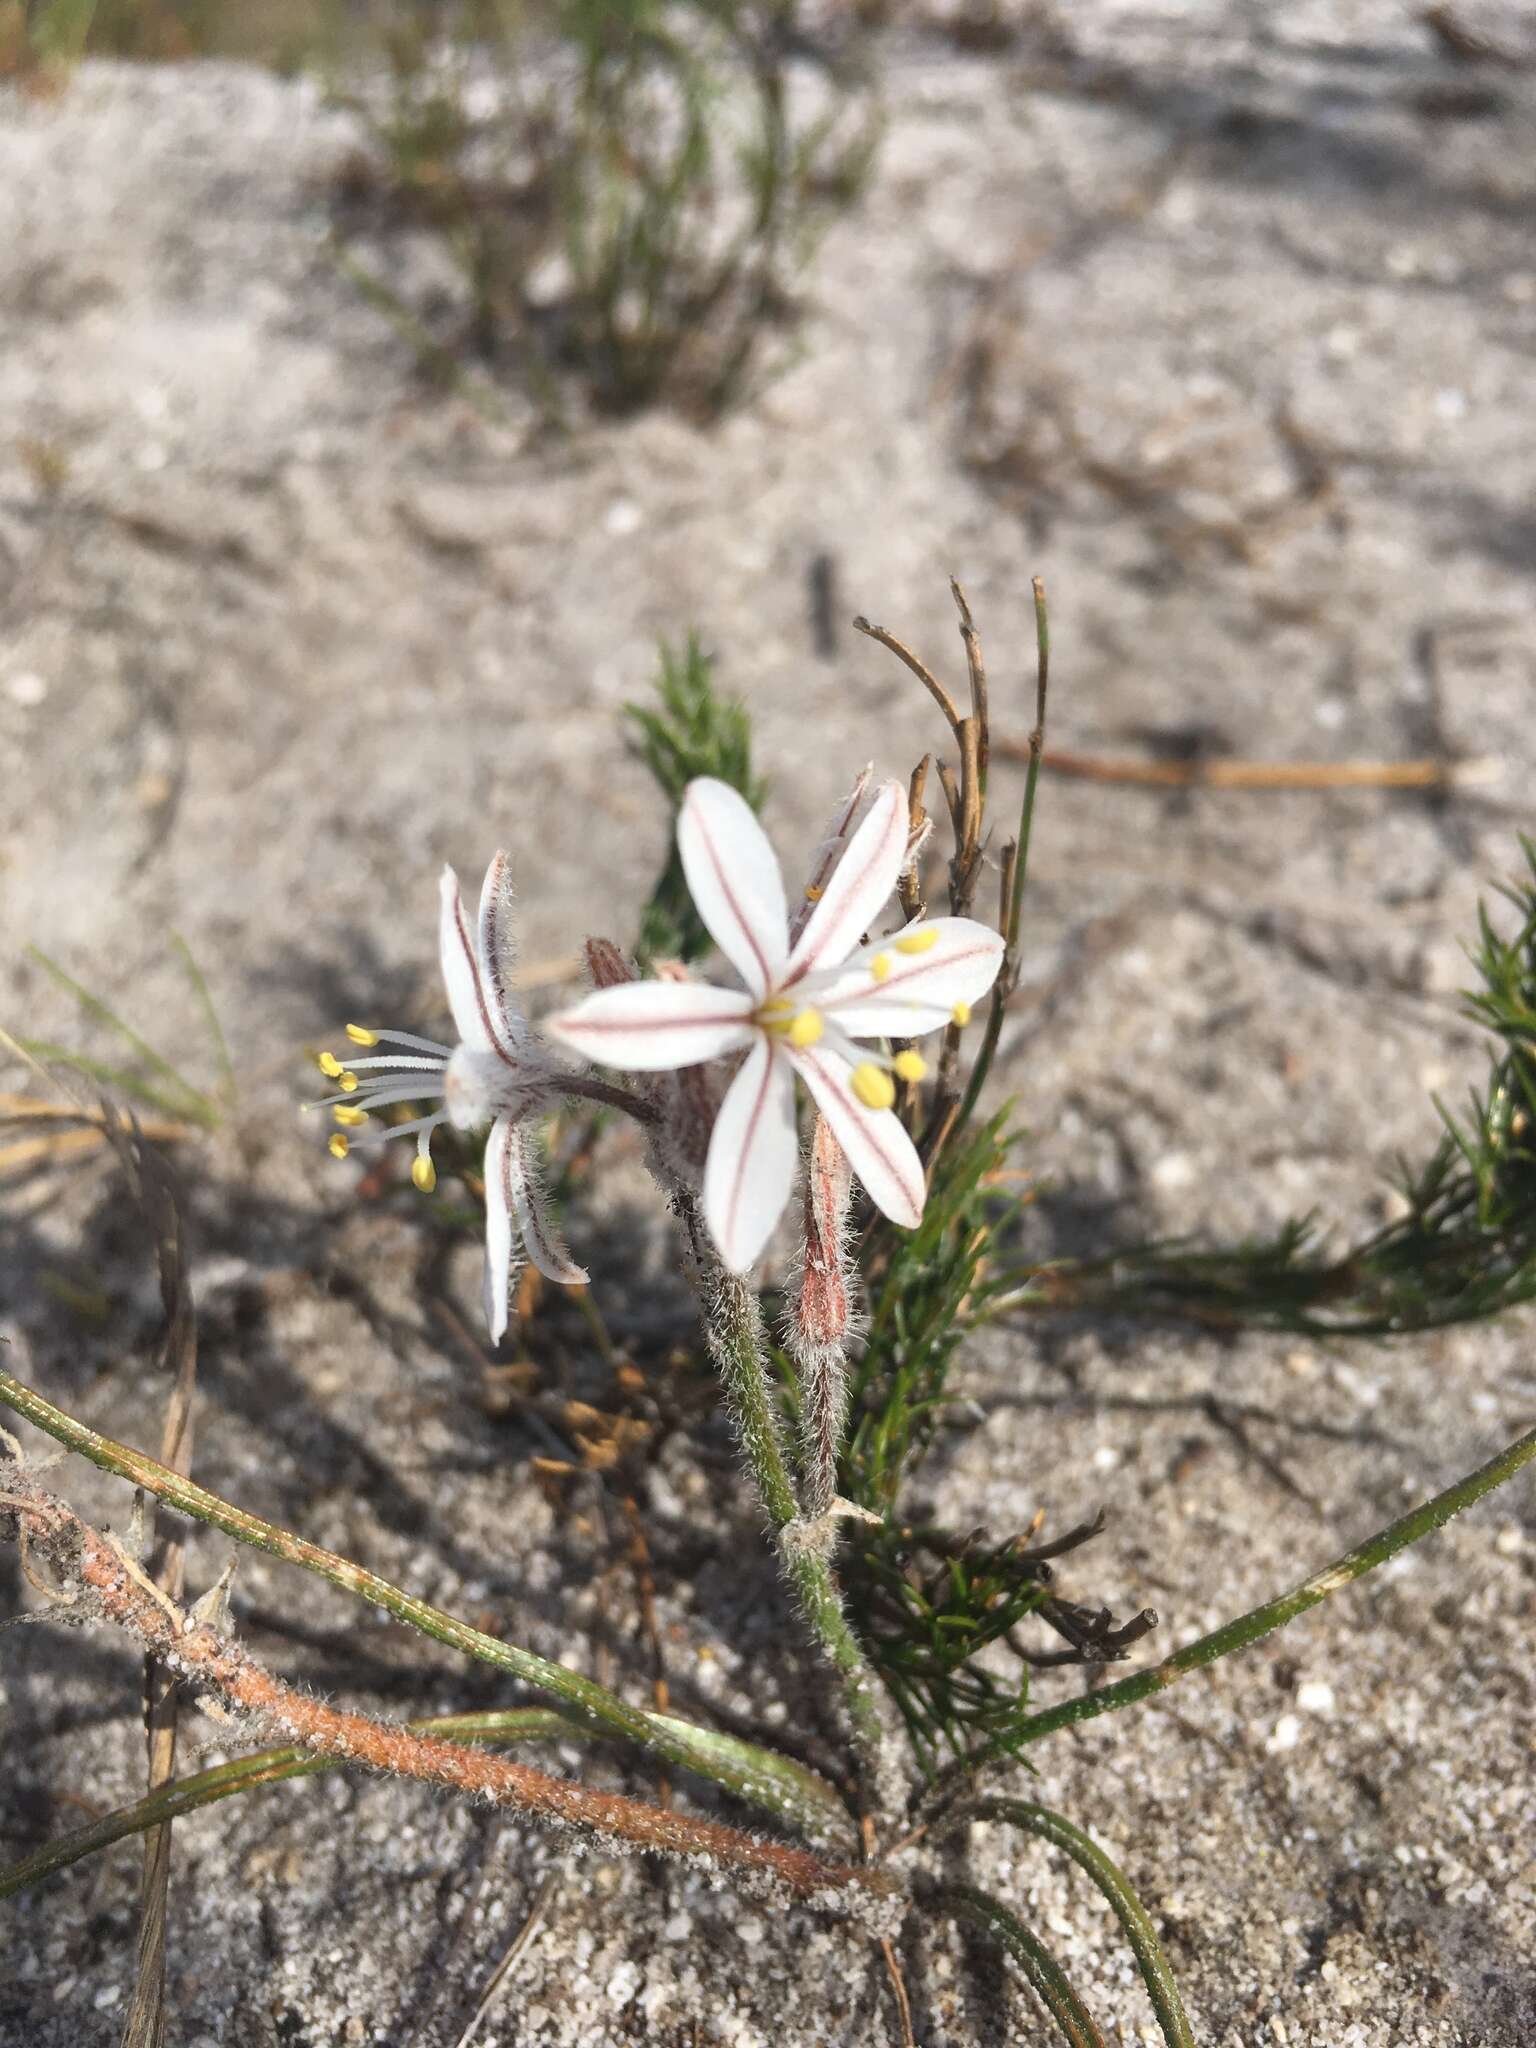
[1266,1713,1302,1754]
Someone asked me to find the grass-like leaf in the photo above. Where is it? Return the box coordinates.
[20,944,225,1129]
[931,1414,1536,1785]
[959,1800,1196,2048]
[940,1882,1106,2048]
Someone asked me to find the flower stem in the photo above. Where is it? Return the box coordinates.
[937,1418,1536,1786]
[677,1197,889,1776]
[953,577,1049,1141]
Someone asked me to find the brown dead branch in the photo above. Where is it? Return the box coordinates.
[995,743,1490,793]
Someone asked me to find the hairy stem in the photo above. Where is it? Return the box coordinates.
[675,1193,889,1777]
[0,1475,896,1921]
[0,1368,851,1846]
[0,1709,577,1901]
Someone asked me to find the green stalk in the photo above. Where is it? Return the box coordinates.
[954,577,1049,1138]
[940,1882,1106,2048]
[695,1263,888,1769]
[942,1419,1536,1781]
[962,1801,1195,2048]
[0,1368,852,1847]
[0,1709,577,1902]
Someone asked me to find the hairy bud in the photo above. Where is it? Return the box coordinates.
[787,1115,860,1518]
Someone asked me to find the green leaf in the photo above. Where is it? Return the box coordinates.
[940,1883,1106,2048]
[960,1801,1197,2048]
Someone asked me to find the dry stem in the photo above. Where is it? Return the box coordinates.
[1,1471,900,1925]
[1002,742,1482,792]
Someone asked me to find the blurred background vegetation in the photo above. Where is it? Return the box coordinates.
[6,0,899,415]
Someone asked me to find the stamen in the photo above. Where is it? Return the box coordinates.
[363,1027,455,1056]
[851,1063,896,1111]
[952,1001,972,1027]
[411,1155,437,1194]
[894,928,940,955]
[804,885,823,901]
[328,1134,350,1160]
[757,994,796,1034]
[312,1078,448,1114]
[893,1051,927,1082]
[345,1023,380,1046]
[340,1055,447,1074]
[317,1050,343,1078]
[333,1105,368,1127]
[869,953,892,983]
[787,1008,824,1049]
[338,1071,359,1093]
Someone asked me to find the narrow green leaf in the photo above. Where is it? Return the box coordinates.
[935,1418,1536,1783]
[962,1801,1196,2048]
[940,1882,1106,2047]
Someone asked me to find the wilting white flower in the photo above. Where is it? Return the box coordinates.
[547,776,1005,1273]
[312,853,586,1340]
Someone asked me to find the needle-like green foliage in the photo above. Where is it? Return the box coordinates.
[625,633,764,965]
[838,1115,1062,1764]
[998,838,1536,1338]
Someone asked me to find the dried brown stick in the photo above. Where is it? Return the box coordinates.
[881,1936,918,2048]
[951,578,989,795]
[3,1477,899,1924]
[1001,742,1478,792]
[852,616,963,734]
[111,1129,199,2048]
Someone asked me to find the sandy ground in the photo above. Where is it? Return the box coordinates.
[2,4,1535,2043]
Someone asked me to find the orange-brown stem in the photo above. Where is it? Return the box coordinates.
[1003,742,1464,791]
[5,1480,900,1924]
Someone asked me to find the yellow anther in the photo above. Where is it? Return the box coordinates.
[756,995,795,1033]
[787,1008,824,1049]
[317,1050,343,1078]
[339,1070,359,1093]
[870,953,892,984]
[333,1105,367,1128]
[328,1133,350,1160]
[804,884,823,902]
[345,1023,379,1047]
[893,1050,927,1083]
[411,1155,437,1194]
[894,927,940,955]
[851,1062,896,1111]
[951,1001,972,1028]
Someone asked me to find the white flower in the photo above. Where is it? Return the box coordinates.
[312,853,586,1340]
[547,776,1005,1273]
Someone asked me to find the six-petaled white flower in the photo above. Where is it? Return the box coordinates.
[546,777,1005,1273]
[313,853,586,1340]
